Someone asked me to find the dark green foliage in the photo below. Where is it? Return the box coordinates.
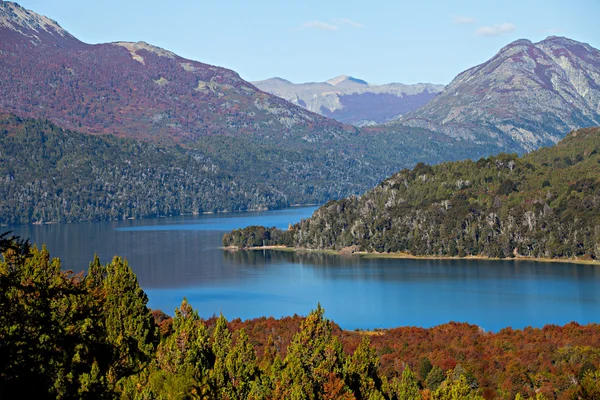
[104,256,157,384]
[230,127,600,261]
[0,241,114,398]
[497,179,518,195]
[0,113,508,225]
[418,357,433,381]
[426,366,445,391]
[222,225,293,248]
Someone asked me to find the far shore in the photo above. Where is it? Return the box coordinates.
[223,245,600,266]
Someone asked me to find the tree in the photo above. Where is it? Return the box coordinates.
[276,304,347,399]
[211,313,234,398]
[226,329,259,399]
[432,373,484,400]
[104,256,157,385]
[426,366,445,391]
[398,366,421,400]
[344,336,382,399]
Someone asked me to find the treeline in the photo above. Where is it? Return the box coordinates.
[2,235,600,399]
[223,127,600,261]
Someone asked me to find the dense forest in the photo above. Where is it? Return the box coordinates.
[223,127,600,262]
[1,234,600,399]
[0,113,491,225]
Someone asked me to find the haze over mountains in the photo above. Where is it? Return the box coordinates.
[253,76,443,126]
[397,36,600,152]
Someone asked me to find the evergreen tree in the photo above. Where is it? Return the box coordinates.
[226,328,259,399]
[344,336,382,399]
[104,256,157,385]
[277,304,347,400]
[211,313,234,399]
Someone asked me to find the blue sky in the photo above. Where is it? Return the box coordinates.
[16,0,600,85]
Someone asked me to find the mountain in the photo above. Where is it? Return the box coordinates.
[0,2,507,224]
[396,37,600,153]
[0,1,351,143]
[224,126,600,262]
[253,75,444,126]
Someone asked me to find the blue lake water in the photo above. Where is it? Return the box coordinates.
[11,206,600,332]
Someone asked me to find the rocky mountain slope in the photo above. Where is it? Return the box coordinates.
[396,37,600,153]
[0,1,351,143]
[224,126,600,262]
[253,75,443,126]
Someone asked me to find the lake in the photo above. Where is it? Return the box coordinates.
[11,206,600,332]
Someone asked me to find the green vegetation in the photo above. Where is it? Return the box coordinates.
[1,235,600,398]
[0,113,501,225]
[224,127,600,261]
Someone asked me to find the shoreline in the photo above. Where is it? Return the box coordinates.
[223,245,600,266]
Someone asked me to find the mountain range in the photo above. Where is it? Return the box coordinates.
[252,76,443,126]
[0,1,350,144]
[1,1,600,224]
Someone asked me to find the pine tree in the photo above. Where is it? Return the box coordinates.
[226,328,259,399]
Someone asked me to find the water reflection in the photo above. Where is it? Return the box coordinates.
[10,207,600,331]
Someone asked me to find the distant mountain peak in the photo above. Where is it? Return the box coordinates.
[254,75,444,125]
[539,35,580,46]
[326,75,369,86]
[260,77,293,85]
[0,1,73,43]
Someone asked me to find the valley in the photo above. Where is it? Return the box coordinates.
[1,0,600,398]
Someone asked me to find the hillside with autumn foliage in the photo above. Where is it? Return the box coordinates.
[1,235,599,399]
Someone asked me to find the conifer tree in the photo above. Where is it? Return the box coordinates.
[211,313,234,398]
[104,256,157,385]
[226,328,259,399]
[277,304,347,399]
[344,336,382,399]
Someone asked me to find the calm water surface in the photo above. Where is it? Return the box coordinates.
[12,207,600,332]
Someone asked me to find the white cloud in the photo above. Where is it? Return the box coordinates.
[334,18,364,28]
[476,22,516,36]
[301,20,339,31]
[453,15,476,25]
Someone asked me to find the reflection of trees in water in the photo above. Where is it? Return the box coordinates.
[225,249,600,285]
[222,249,364,268]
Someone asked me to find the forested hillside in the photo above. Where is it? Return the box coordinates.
[224,127,600,261]
[1,235,600,399]
[0,113,492,225]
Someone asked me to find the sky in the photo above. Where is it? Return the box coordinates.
[15,0,600,85]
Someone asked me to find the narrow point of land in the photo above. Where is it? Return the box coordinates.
[223,245,600,265]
